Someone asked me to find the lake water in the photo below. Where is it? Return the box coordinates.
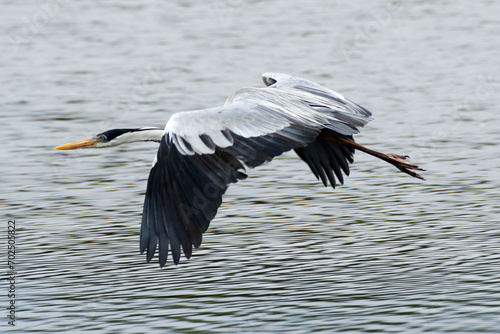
[2,0,500,333]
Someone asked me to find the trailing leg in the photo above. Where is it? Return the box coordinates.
[320,134,425,180]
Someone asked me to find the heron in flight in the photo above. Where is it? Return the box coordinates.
[55,73,424,267]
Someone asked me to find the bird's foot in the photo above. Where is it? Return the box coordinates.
[387,154,425,180]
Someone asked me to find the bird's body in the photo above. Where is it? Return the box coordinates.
[55,73,423,267]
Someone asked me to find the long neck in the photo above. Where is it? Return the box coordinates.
[109,127,165,146]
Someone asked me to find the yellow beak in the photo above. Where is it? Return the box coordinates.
[54,137,99,150]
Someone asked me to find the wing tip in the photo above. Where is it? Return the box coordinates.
[262,73,277,86]
[262,72,292,86]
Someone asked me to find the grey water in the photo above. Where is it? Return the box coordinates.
[1,0,500,333]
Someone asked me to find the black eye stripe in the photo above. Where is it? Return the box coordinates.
[95,128,164,142]
[96,129,138,141]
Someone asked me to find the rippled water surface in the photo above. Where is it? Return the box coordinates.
[2,0,500,333]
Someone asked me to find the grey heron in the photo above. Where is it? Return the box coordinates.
[55,73,424,267]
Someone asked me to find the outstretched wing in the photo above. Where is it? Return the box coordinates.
[262,73,372,188]
[141,73,373,266]
[140,136,248,267]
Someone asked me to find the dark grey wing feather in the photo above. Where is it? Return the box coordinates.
[141,134,248,266]
[227,126,318,168]
[294,134,355,188]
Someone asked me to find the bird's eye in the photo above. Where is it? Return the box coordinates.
[96,134,107,142]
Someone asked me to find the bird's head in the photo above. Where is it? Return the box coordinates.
[54,127,164,150]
